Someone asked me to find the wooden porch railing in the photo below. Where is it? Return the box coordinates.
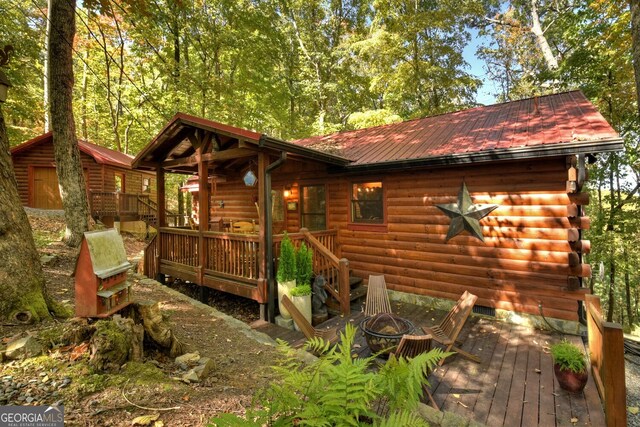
[90,191,182,227]
[585,294,626,427]
[159,228,198,266]
[144,227,350,316]
[143,234,158,279]
[203,232,259,284]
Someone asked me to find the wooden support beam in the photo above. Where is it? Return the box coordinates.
[258,152,267,307]
[197,148,209,286]
[157,165,166,228]
[162,148,256,168]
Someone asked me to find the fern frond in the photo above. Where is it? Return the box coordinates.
[374,410,429,427]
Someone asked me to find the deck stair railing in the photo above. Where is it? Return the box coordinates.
[89,191,180,228]
[585,294,626,427]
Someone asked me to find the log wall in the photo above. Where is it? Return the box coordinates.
[11,139,156,208]
[279,156,589,321]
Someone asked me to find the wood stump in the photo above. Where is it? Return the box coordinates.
[131,300,184,357]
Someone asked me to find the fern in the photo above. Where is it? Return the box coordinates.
[210,323,447,426]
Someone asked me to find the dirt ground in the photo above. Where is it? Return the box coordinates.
[0,212,281,426]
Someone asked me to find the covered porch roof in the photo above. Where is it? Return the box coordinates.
[131,112,350,174]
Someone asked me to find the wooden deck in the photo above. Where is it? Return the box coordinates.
[254,300,605,427]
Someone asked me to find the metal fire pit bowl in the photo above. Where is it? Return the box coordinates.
[360,313,414,357]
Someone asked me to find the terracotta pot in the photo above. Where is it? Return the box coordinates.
[554,364,588,393]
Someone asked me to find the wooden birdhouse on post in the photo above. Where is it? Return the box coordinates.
[74,229,133,317]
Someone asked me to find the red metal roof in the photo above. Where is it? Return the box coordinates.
[293,91,620,165]
[11,132,134,169]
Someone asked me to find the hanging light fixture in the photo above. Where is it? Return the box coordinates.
[243,162,257,187]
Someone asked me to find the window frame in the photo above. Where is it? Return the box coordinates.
[299,184,327,231]
[348,180,387,232]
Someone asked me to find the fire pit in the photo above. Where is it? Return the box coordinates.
[360,313,414,356]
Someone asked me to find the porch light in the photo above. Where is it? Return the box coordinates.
[283,186,291,198]
[243,170,257,187]
[0,69,10,103]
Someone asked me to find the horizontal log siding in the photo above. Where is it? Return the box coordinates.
[11,142,101,207]
[318,157,587,321]
[11,140,156,208]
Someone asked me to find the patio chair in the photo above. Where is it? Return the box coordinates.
[423,291,480,366]
[392,334,438,409]
[231,219,256,233]
[281,295,339,346]
[364,275,393,317]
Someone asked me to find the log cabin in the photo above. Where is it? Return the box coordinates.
[133,91,622,327]
[10,132,159,232]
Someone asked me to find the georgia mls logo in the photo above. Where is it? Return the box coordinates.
[0,405,64,427]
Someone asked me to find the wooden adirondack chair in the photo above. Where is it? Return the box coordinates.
[423,291,480,366]
[281,295,339,345]
[392,334,439,409]
[364,275,393,317]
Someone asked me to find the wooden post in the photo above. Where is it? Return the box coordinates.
[257,153,268,310]
[157,165,166,228]
[602,321,626,427]
[585,294,627,427]
[197,147,209,286]
[339,258,350,316]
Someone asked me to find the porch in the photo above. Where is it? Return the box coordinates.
[143,227,352,316]
[89,191,183,228]
[255,300,607,427]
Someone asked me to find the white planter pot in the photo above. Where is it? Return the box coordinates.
[277,280,297,319]
[291,294,312,331]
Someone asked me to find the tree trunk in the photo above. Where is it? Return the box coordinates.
[48,0,90,247]
[631,0,640,119]
[606,157,616,322]
[0,107,51,321]
[43,0,53,133]
[529,0,558,70]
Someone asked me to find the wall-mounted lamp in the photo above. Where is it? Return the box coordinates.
[218,200,225,208]
[283,186,291,199]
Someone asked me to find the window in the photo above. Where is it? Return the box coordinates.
[351,182,383,224]
[115,172,125,192]
[142,177,150,192]
[300,185,326,231]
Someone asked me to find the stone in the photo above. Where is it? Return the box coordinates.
[138,278,159,286]
[175,352,200,369]
[26,396,34,403]
[275,315,294,330]
[441,410,470,427]
[182,370,200,383]
[40,254,57,266]
[416,403,444,426]
[193,357,215,379]
[5,336,44,360]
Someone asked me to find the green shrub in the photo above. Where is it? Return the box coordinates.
[276,232,296,283]
[209,324,450,426]
[290,284,311,297]
[550,340,586,373]
[296,242,314,286]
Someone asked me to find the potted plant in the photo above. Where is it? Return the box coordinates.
[290,242,314,329]
[550,340,588,393]
[277,232,297,319]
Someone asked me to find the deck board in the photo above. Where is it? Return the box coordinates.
[255,300,606,427]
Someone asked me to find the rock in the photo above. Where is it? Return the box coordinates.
[138,278,159,286]
[193,357,215,379]
[5,336,44,360]
[182,370,200,383]
[175,352,200,369]
[40,254,57,266]
[26,396,34,403]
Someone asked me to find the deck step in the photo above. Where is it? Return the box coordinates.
[350,276,363,289]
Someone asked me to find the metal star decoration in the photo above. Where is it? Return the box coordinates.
[436,182,498,242]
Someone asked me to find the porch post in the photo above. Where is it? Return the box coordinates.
[197,147,209,286]
[257,152,268,320]
[157,164,166,228]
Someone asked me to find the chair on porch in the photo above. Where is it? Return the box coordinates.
[281,295,339,346]
[422,290,480,366]
[230,219,257,234]
[391,334,439,409]
[364,275,393,317]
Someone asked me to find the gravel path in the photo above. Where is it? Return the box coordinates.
[628,354,640,427]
